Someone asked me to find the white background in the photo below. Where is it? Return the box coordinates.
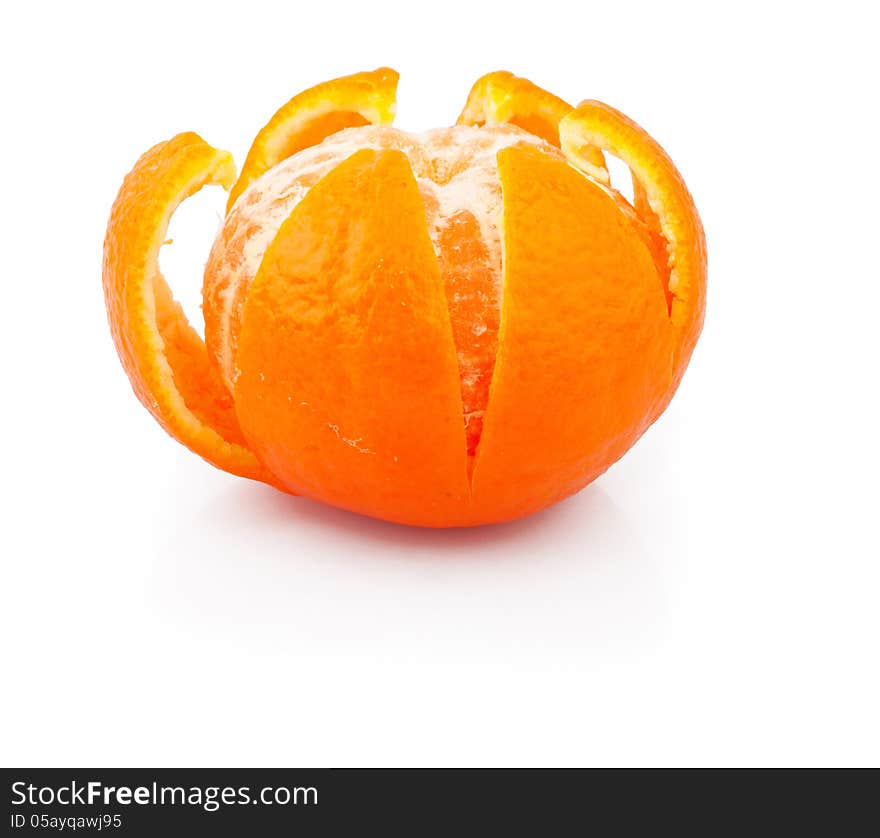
[2,0,878,767]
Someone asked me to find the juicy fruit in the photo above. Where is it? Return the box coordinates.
[102,69,707,527]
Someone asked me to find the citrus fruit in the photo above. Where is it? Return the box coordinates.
[102,68,707,527]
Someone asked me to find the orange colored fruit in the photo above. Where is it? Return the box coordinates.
[103,69,706,527]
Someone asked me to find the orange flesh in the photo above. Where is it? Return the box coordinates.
[432,209,498,456]
[205,123,564,458]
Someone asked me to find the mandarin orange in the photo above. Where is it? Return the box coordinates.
[102,68,706,527]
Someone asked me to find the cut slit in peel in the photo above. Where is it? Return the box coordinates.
[102,132,276,486]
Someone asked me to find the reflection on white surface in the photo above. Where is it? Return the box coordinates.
[152,481,667,662]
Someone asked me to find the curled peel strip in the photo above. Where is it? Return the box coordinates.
[226,67,399,213]
[102,132,275,484]
[457,70,608,178]
[560,101,707,373]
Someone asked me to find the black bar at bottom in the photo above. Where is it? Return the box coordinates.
[2,767,876,834]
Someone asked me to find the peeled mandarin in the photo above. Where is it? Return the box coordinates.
[102,69,706,527]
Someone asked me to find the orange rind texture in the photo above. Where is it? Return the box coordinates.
[102,69,707,527]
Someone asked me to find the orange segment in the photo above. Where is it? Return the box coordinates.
[457,71,607,175]
[560,101,707,382]
[432,207,500,460]
[471,145,673,522]
[233,148,471,527]
[102,132,273,483]
[226,67,399,212]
